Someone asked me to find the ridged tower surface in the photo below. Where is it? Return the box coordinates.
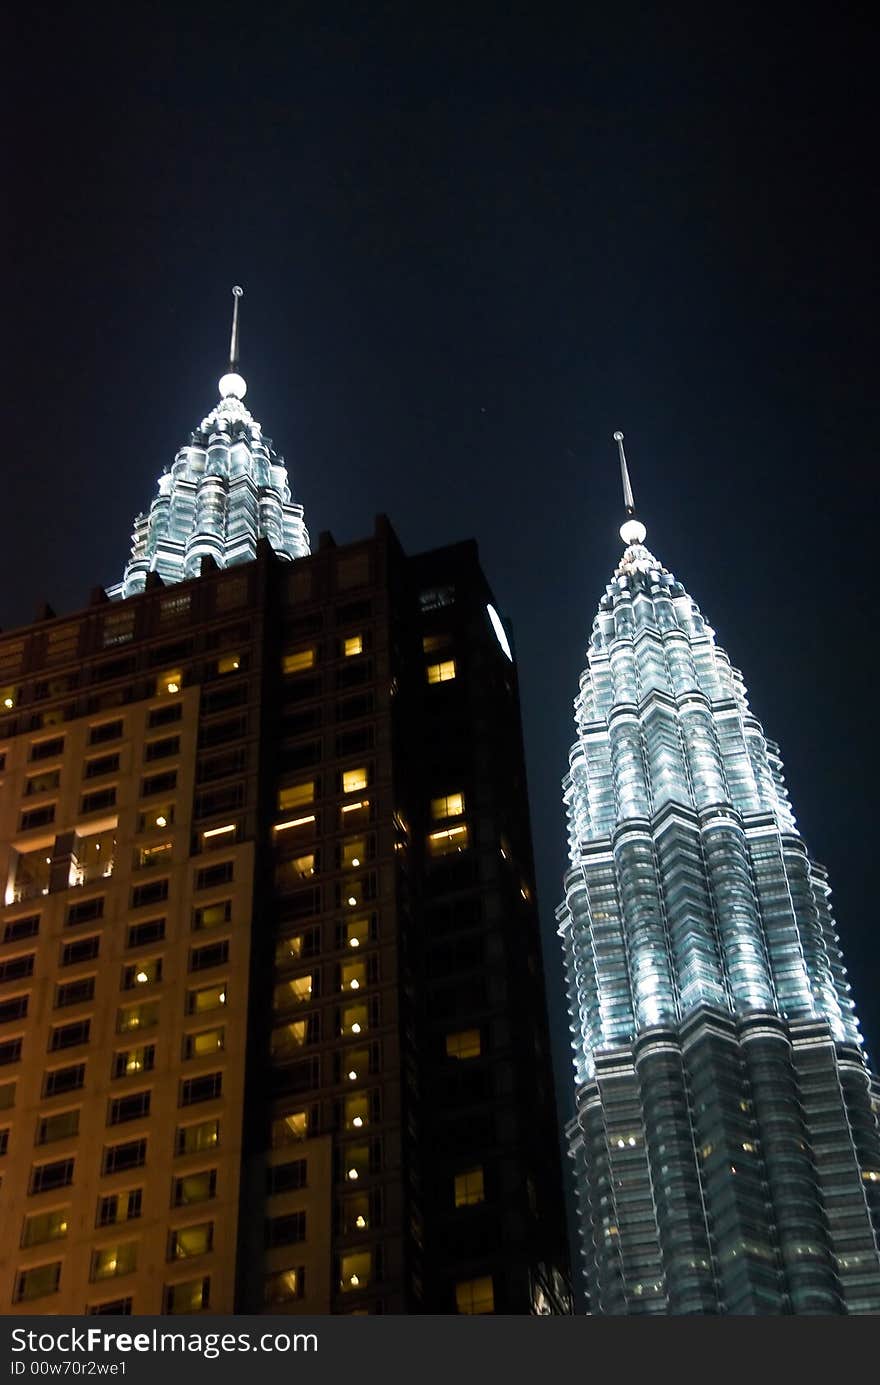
[558,525,880,1314]
[109,303,309,598]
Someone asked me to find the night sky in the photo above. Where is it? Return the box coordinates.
[8,4,879,1111]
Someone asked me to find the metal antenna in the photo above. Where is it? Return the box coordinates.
[229,286,244,369]
[613,430,636,516]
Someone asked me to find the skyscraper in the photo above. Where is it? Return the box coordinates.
[558,433,880,1314]
[0,292,569,1315]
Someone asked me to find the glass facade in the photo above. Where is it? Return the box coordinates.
[559,519,880,1313]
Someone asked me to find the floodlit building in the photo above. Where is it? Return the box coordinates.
[558,433,880,1313]
[0,292,569,1315]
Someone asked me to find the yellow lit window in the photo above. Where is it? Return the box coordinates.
[342,837,366,869]
[342,768,368,794]
[189,984,227,1014]
[340,1250,372,1292]
[455,1167,485,1208]
[1,684,18,710]
[275,935,304,966]
[117,1000,160,1032]
[265,1268,302,1304]
[346,917,370,949]
[216,654,241,674]
[345,1048,369,1082]
[170,1223,213,1259]
[282,649,315,675]
[274,813,316,835]
[156,669,182,697]
[273,975,313,1009]
[428,824,470,856]
[278,782,315,812]
[186,1027,225,1058]
[345,1143,369,1181]
[422,634,452,654]
[176,1119,219,1155]
[272,1110,308,1146]
[341,961,366,993]
[446,1029,481,1060]
[22,1209,69,1247]
[339,798,370,827]
[117,1045,151,1075]
[343,636,363,657]
[92,1243,138,1280]
[139,804,174,832]
[201,824,236,848]
[165,1275,208,1314]
[455,1275,494,1314]
[342,1004,368,1036]
[343,1194,371,1233]
[431,792,464,820]
[136,841,172,869]
[271,1021,308,1055]
[426,660,456,684]
[345,1093,369,1130]
[291,854,316,880]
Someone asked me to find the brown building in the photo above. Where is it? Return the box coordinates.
[0,521,569,1315]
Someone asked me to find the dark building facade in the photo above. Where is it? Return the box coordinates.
[0,522,569,1315]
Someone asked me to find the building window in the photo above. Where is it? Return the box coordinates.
[84,754,120,780]
[87,1297,133,1316]
[271,1110,308,1147]
[446,1029,481,1060]
[144,736,180,763]
[266,1211,306,1248]
[60,936,101,967]
[126,919,165,949]
[179,1073,223,1106]
[195,861,234,891]
[25,769,61,796]
[0,954,35,983]
[80,787,118,815]
[112,1045,155,1078]
[89,720,124,745]
[49,1019,91,1050]
[108,1091,151,1125]
[116,1001,160,1034]
[155,670,183,697]
[339,1250,371,1292]
[0,1080,16,1110]
[42,1063,85,1097]
[29,1158,75,1193]
[67,897,104,927]
[168,1222,214,1260]
[102,1140,147,1175]
[186,984,227,1015]
[21,1209,69,1246]
[273,975,313,1010]
[344,1093,369,1131]
[431,792,465,820]
[130,879,169,910]
[141,771,178,797]
[19,803,56,832]
[14,1262,62,1302]
[97,1189,142,1227]
[266,1159,307,1195]
[135,841,173,870]
[343,635,363,658]
[192,901,231,932]
[122,959,163,990]
[428,824,470,857]
[342,767,368,794]
[163,1276,209,1314]
[54,977,96,1008]
[0,1037,23,1066]
[4,914,40,943]
[36,1109,80,1144]
[455,1276,494,1314]
[183,1028,225,1060]
[454,1167,485,1208]
[29,736,65,762]
[264,1268,305,1304]
[189,942,230,973]
[147,702,183,730]
[282,649,316,675]
[278,781,315,812]
[91,1243,138,1281]
[174,1120,219,1157]
[426,659,456,684]
[172,1169,217,1207]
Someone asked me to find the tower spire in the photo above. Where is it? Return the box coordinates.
[613,429,647,547]
[219,286,247,401]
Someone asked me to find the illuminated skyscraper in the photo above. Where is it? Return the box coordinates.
[558,434,880,1314]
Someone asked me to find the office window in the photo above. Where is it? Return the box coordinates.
[431,792,465,820]
[172,1169,217,1207]
[108,1091,151,1125]
[426,659,456,684]
[14,1262,62,1302]
[342,767,368,794]
[339,1250,371,1292]
[122,958,162,990]
[22,1209,69,1247]
[116,1001,160,1034]
[282,649,315,675]
[454,1167,485,1208]
[264,1268,305,1304]
[183,1028,225,1060]
[0,954,35,983]
[266,1211,306,1248]
[96,1189,142,1227]
[174,1120,219,1157]
[186,984,227,1015]
[455,1276,494,1314]
[49,1019,91,1051]
[446,1029,481,1060]
[164,1276,209,1314]
[102,1140,147,1176]
[61,935,101,967]
[91,1243,138,1281]
[126,918,165,949]
[42,1064,85,1097]
[55,977,96,1008]
[112,1045,155,1079]
[428,824,470,857]
[5,915,40,943]
[192,901,231,932]
[278,781,315,812]
[36,1109,80,1145]
[29,1158,75,1193]
[179,1073,222,1106]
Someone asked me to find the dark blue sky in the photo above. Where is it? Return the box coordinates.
[8,2,879,1093]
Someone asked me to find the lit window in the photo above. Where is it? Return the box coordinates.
[426,660,456,684]
[175,1120,219,1156]
[278,782,315,812]
[156,670,182,697]
[273,975,313,1009]
[169,1223,213,1259]
[345,1143,369,1182]
[343,1194,371,1233]
[345,1093,369,1130]
[282,649,315,675]
[116,1000,160,1033]
[431,792,464,820]
[454,1167,485,1208]
[275,935,304,966]
[91,1243,138,1281]
[342,768,368,794]
[22,1209,69,1246]
[274,813,316,834]
[187,984,227,1015]
[428,824,470,856]
[341,961,366,992]
[342,1004,368,1036]
[14,1263,61,1302]
[446,1029,481,1060]
[455,1275,494,1314]
[271,1021,308,1054]
[265,1268,304,1304]
[291,854,315,880]
[345,1048,369,1082]
[201,824,236,848]
[216,654,241,675]
[343,636,363,658]
[342,838,366,869]
[1,684,18,710]
[346,917,370,949]
[422,634,452,653]
[135,841,173,869]
[340,1250,372,1292]
[164,1276,209,1314]
[184,1028,225,1059]
[339,798,370,827]
[272,1110,308,1146]
[138,805,174,832]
